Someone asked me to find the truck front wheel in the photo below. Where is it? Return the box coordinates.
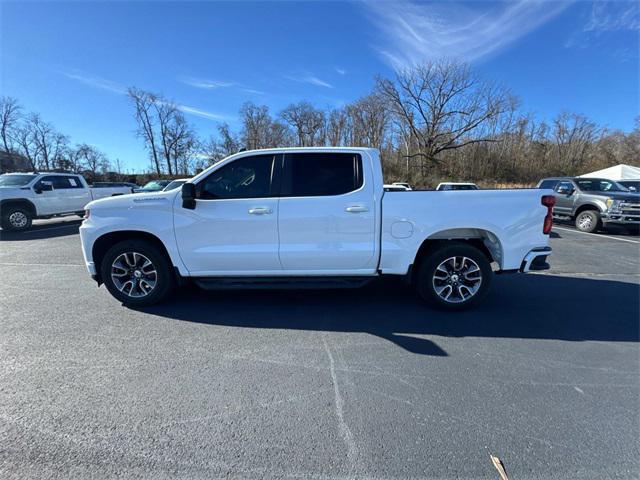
[101,240,175,307]
[1,206,33,231]
[575,210,601,233]
[416,243,493,310]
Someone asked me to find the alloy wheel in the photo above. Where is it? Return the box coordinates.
[577,214,592,230]
[8,211,28,229]
[111,252,158,298]
[432,256,483,304]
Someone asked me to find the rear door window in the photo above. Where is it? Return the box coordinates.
[282,152,362,197]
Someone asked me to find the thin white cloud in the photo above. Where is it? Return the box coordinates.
[284,74,333,88]
[61,70,127,94]
[361,0,571,69]
[176,105,228,121]
[335,67,347,75]
[61,70,228,121]
[583,1,639,32]
[241,88,265,95]
[565,2,639,51]
[180,76,235,89]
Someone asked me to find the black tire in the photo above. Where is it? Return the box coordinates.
[574,210,601,233]
[415,242,493,311]
[100,239,175,307]
[1,205,33,231]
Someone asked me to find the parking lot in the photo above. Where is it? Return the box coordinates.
[1,219,638,479]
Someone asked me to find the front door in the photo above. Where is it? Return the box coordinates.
[32,176,62,215]
[174,154,282,276]
[277,152,377,274]
[554,181,577,215]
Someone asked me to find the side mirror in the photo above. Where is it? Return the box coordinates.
[182,183,196,210]
[35,182,53,194]
[556,186,573,195]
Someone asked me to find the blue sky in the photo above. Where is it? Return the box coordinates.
[1,0,638,172]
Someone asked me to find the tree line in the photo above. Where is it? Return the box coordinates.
[2,59,638,187]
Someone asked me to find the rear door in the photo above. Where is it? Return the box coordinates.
[277,152,377,273]
[59,175,92,211]
[174,153,281,275]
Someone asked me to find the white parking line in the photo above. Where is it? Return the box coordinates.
[553,226,640,245]
[0,262,84,267]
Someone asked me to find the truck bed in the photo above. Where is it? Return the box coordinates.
[380,189,551,274]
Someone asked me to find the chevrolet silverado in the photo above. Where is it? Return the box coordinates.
[80,148,554,310]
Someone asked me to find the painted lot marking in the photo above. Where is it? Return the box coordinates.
[554,226,640,245]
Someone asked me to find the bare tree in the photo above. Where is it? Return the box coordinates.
[346,93,389,150]
[201,123,241,164]
[552,112,599,174]
[377,60,512,172]
[326,108,350,146]
[75,143,108,181]
[280,102,325,146]
[0,96,21,156]
[14,124,38,171]
[128,88,162,174]
[240,103,274,150]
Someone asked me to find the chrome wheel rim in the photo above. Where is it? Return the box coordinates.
[8,211,27,228]
[432,256,482,304]
[111,252,157,298]
[578,214,592,230]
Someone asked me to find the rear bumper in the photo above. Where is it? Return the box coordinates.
[520,247,552,272]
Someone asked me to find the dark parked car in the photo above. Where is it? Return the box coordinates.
[537,177,640,233]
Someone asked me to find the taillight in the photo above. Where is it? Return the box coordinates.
[541,195,555,234]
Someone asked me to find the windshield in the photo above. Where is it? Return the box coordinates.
[576,179,625,192]
[0,174,36,187]
[141,181,167,190]
[163,180,186,191]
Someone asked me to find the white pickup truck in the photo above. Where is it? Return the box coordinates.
[0,172,133,231]
[79,148,555,310]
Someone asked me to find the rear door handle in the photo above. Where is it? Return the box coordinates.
[248,207,273,215]
[345,205,369,213]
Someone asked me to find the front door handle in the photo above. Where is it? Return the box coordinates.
[248,207,273,215]
[345,205,369,213]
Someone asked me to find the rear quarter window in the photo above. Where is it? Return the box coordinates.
[539,180,559,189]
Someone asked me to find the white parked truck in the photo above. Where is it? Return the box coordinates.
[0,172,132,231]
[79,148,555,310]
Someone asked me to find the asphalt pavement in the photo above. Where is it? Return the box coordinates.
[0,218,638,479]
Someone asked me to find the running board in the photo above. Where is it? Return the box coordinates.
[193,276,375,290]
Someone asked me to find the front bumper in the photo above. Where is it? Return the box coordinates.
[602,212,640,225]
[520,247,552,272]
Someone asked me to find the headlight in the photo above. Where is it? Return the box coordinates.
[606,199,621,212]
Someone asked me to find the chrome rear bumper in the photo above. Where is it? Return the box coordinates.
[520,247,552,273]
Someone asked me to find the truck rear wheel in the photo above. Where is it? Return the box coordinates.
[101,239,175,307]
[575,210,601,233]
[415,243,492,310]
[1,206,33,231]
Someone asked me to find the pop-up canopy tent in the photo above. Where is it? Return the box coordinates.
[579,164,640,180]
